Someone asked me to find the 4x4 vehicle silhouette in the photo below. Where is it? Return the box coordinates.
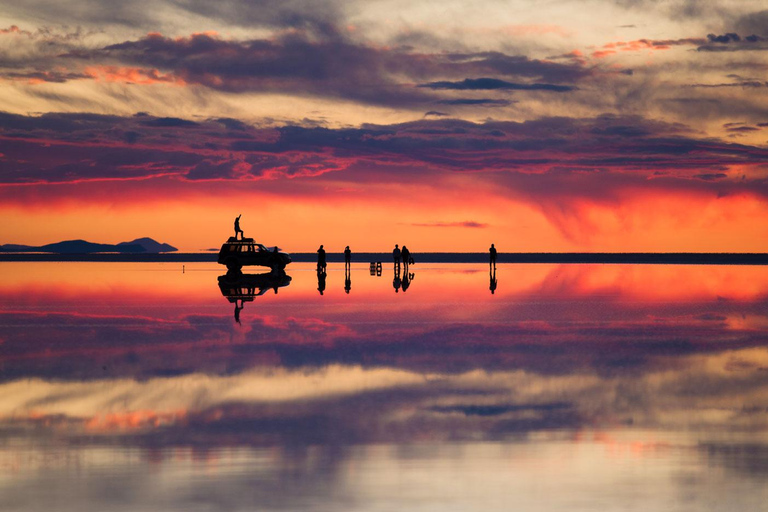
[217,237,292,271]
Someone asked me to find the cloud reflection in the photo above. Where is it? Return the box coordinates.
[0,262,767,447]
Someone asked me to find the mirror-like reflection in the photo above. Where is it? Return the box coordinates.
[218,270,292,323]
[1,262,768,510]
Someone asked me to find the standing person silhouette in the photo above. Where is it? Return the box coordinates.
[401,245,410,272]
[489,243,497,269]
[393,244,401,273]
[344,246,351,269]
[234,214,244,240]
[317,245,327,272]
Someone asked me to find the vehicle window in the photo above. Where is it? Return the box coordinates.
[229,245,236,252]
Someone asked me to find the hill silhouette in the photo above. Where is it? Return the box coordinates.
[0,238,177,254]
[117,237,177,253]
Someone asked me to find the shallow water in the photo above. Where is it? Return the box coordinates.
[1,262,767,511]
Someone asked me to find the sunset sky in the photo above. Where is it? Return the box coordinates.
[1,0,768,252]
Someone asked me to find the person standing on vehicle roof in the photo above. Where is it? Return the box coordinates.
[234,214,244,240]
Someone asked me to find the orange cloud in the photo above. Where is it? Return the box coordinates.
[591,37,707,58]
[0,25,31,36]
[84,66,185,85]
[85,409,188,431]
[591,50,617,59]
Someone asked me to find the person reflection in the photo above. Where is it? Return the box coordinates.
[234,299,244,324]
[317,267,327,295]
[489,267,497,294]
[393,269,401,293]
[344,267,351,294]
[402,271,414,292]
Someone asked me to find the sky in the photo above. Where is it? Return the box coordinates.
[1,0,768,252]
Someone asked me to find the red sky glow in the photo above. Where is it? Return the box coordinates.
[1,1,767,251]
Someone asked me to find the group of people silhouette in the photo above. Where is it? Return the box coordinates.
[234,216,499,296]
[315,244,365,295]
[313,242,499,295]
[391,244,415,273]
[315,244,418,295]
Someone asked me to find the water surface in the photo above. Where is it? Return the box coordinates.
[1,262,767,511]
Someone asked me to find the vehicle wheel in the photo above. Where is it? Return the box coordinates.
[225,258,242,271]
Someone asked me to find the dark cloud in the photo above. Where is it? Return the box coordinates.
[1,0,344,35]
[419,78,576,92]
[697,32,768,51]
[141,117,200,128]
[689,81,768,88]
[424,111,449,117]
[430,403,571,417]
[735,10,768,37]
[726,126,760,132]
[0,31,593,108]
[185,159,242,180]
[2,112,768,188]
[443,52,588,83]
[163,0,344,37]
[215,117,250,131]
[693,173,728,181]
[707,33,742,43]
[4,70,92,83]
[66,33,441,106]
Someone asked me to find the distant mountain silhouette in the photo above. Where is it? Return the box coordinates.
[117,237,177,253]
[0,237,177,254]
[0,244,34,252]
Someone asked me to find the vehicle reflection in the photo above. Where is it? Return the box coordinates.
[218,271,292,323]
